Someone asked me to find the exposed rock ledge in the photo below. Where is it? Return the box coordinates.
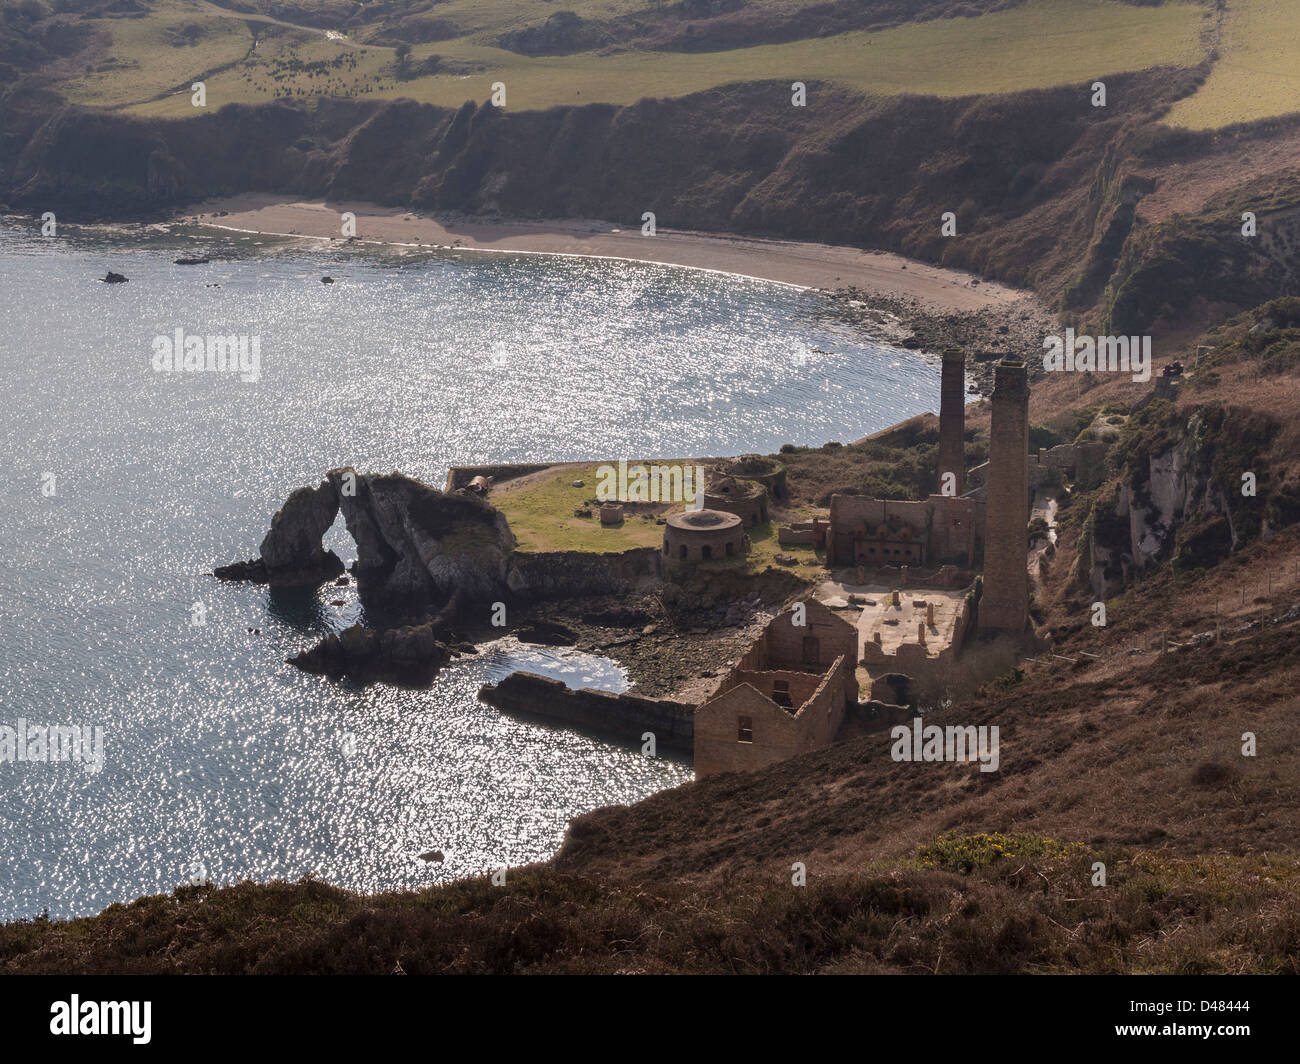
[215,468,516,605]
[216,469,515,684]
[289,592,465,685]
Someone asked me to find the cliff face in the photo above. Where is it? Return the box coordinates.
[10,69,1297,333]
[259,479,345,587]
[328,469,515,608]
[1083,403,1288,598]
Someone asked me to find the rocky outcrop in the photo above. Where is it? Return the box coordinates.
[215,469,516,605]
[327,469,515,608]
[478,671,694,752]
[215,479,344,587]
[261,480,346,586]
[1081,404,1286,597]
[289,618,453,685]
[289,590,465,684]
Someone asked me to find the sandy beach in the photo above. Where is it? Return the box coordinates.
[175,194,1022,312]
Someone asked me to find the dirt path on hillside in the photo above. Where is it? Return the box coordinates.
[174,194,1024,311]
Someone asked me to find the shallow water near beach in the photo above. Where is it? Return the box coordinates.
[0,220,941,920]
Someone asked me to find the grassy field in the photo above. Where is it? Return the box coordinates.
[52,0,1212,117]
[490,463,676,554]
[1166,0,1300,129]
[490,460,829,580]
[67,3,253,109]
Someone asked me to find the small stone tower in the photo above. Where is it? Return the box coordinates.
[938,346,966,497]
[979,359,1029,635]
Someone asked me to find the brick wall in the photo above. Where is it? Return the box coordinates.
[828,495,978,567]
[759,601,858,682]
[444,463,552,491]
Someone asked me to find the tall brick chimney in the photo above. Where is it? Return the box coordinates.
[978,359,1029,635]
[938,347,966,497]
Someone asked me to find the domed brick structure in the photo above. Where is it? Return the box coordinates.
[662,509,749,575]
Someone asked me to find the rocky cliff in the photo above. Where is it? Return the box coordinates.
[216,468,515,608]
[1080,402,1289,597]
[327,469,515,608]
[288,591,465,685]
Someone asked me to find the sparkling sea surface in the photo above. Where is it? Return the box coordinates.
[0,220,940,920]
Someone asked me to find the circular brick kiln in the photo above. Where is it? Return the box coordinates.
[662,509,749,574]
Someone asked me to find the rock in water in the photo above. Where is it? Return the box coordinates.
[288,618,452,685]
[327,468,515,608]
[217,469,514,637]
[102,271,128,283]
[214,559,268,583]
[258,479,345,587]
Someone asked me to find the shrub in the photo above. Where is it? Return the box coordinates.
[918,832,1078,875]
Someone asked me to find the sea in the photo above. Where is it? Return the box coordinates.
[0,219,941,920]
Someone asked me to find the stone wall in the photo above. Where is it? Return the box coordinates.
[742,600,859,678]
[478,671,693,752]
[707,455,788,500]
[715,667,824,707]
[694,683,802,775]
[662,510,749,576]
[704,482,768,527]
[506,546,660,599]
[444,463,553,492]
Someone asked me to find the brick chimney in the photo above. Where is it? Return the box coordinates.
[978,360,1029,635]
[938,347,966,497]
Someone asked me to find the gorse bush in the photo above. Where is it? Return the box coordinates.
[918,832,1078,874]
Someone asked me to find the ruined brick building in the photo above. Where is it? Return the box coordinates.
[827,494,979,568]
[694,601,858,777]
[826,350,1030,632]
[828,348,979,570]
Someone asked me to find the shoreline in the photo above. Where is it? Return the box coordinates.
[169,194,1025,313]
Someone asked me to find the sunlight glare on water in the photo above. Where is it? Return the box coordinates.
[0,222,940,920]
